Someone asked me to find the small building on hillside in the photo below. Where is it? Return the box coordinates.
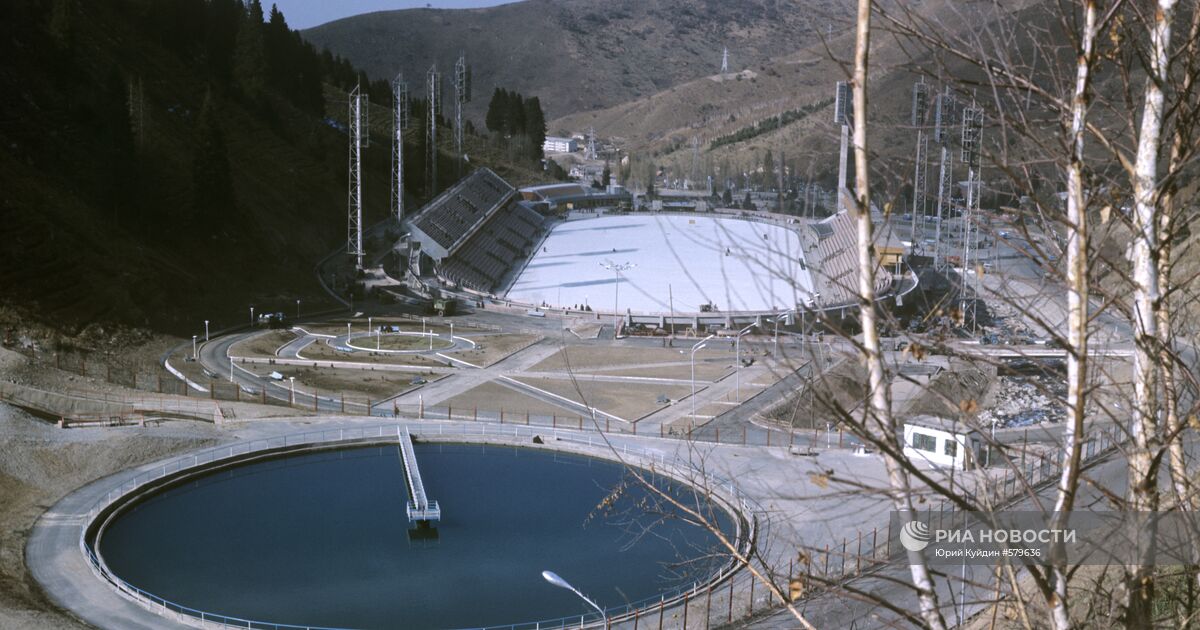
[543,136,578,153]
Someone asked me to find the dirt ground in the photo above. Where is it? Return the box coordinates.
[0,403,222,629]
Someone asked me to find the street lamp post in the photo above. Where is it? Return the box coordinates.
[296,299,301,320]
[229,357,234,383]
[204,320,210,342]
[734,324,755,402]
[773,308,797,356]
[288,376,295,405]
[542,571,606,627]
[249,306,254,328]
[192,335,197,361]
[691,334,715,424]
[449,322,454,343]
[599,260,635,338]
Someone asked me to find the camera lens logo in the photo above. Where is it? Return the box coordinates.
[900,520,932,552]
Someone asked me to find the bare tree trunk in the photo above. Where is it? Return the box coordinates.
[1126,1,1178,625]
[1049,3,1100,629]
[1159,6,1200,623]
[849,1,945,628]
[1159,0,1200,520]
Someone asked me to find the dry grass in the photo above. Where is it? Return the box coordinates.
[512,376,691,421]
[441,381,581,419]
[243,364,434,400]
[364,334,454,352]
[454,333,542,367]
[229,330,297,358]
[297,339,445,368]
[530,345,733,379]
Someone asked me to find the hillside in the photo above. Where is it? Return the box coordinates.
[0,0,543,336]
[302,0,856,122]
[549,0,1047,194]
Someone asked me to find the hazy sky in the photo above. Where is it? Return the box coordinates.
[271,0,519,30]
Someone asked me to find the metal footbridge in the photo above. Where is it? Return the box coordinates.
[397,427,441,522]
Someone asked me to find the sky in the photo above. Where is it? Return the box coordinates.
[269,0,519,30]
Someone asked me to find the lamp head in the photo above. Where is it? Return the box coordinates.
[542,570,571,590]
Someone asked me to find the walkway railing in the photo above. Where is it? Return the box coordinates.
[398,427,440,521]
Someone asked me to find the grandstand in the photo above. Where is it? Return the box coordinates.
[809,210,902,307]
[407,168,546,294]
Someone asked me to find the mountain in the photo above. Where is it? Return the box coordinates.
[301,0,857,122]
[548,0,1048,194]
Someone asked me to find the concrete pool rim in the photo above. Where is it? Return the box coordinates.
[34,421,759,630]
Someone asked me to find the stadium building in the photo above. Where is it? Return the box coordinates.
[406,168,914,328]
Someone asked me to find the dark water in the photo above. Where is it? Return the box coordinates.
[98,444,734,629]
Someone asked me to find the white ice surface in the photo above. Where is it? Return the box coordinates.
[505,214,814,313]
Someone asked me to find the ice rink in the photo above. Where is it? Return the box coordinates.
[505,214,815,313]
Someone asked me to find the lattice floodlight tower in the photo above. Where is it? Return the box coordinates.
[391,75,410,222]
[911,80,930,239]
[833,81,852,211]
[932,88,956,268]
[586,126,597,160]
[454,54,471,176]
[427,64,441,196]
[959,104,984,315]
[721,46,729,73]
[348,84,365,271]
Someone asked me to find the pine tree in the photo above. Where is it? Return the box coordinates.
[192,90,235,226]
[49,0,74,50]
[523,96,546,159]
[506,92,525,136]
[234,2,268,98]
[485,88,504,133]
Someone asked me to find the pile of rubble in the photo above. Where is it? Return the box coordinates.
[980,374,1065,428]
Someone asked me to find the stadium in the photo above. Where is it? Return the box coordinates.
[405,168,910,330]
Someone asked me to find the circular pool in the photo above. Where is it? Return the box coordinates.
[92,442,737,629]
